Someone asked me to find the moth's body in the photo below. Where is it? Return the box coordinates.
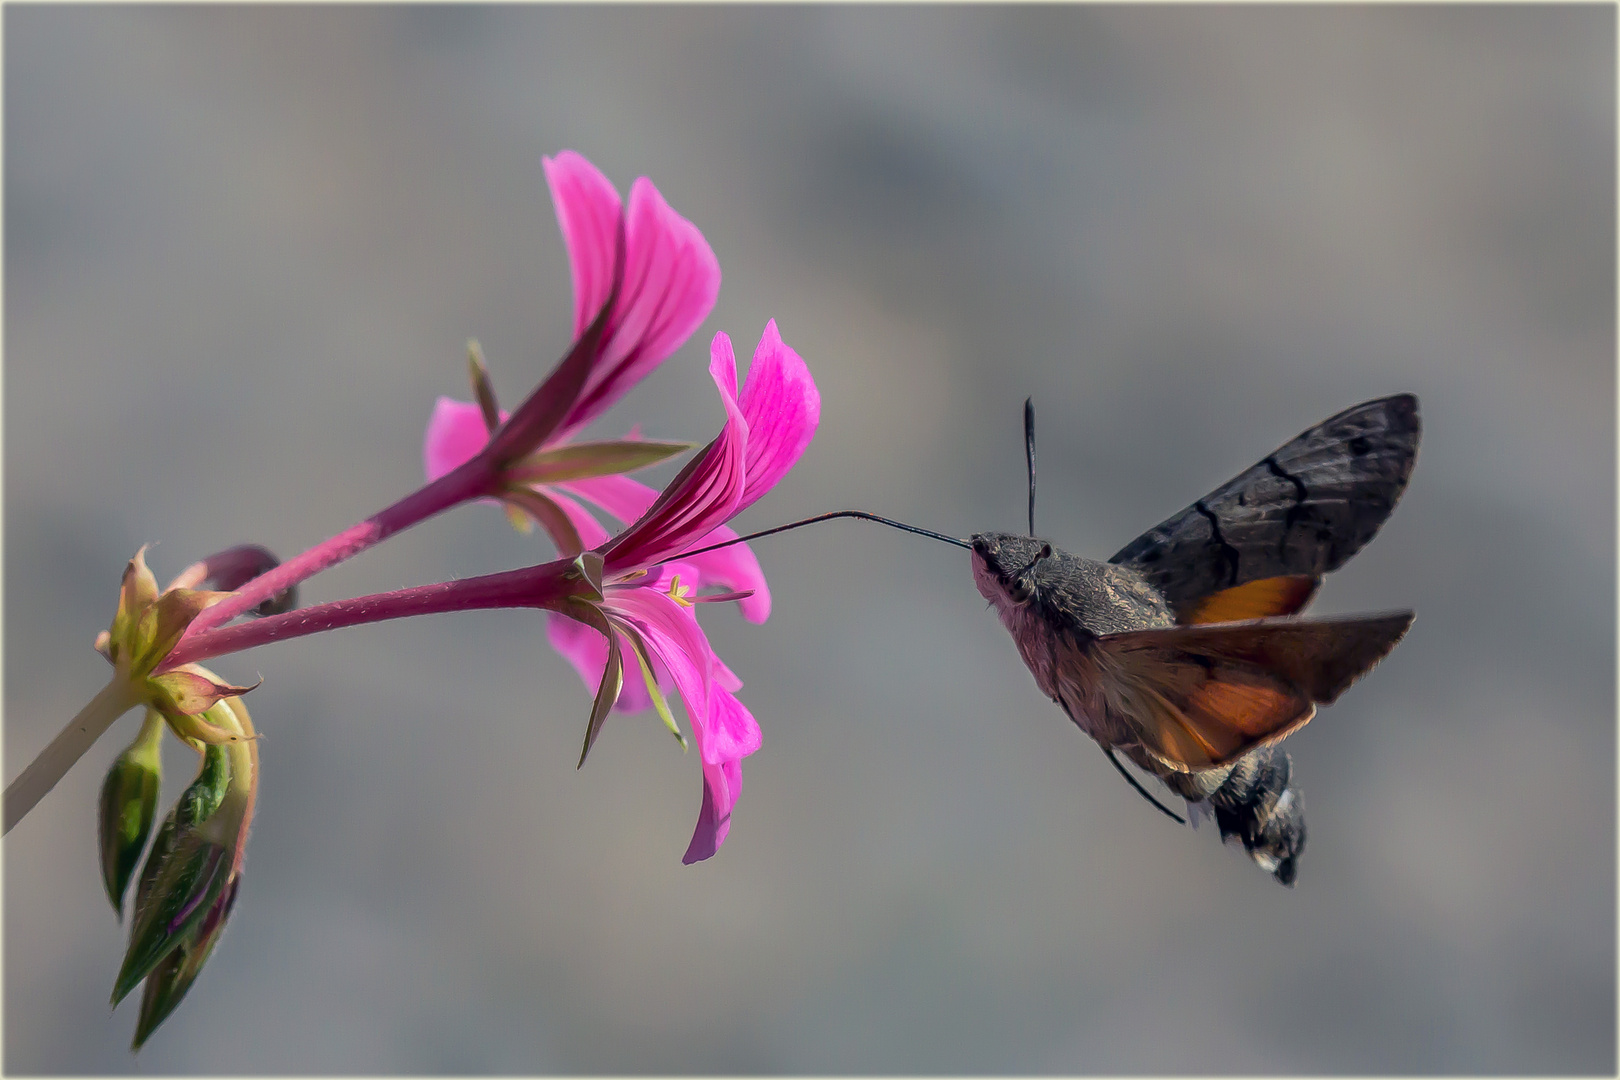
[969,395,1421,885]
[972,538,1173,750]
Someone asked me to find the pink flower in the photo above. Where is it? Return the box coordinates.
[424,150,733,565]
[551,321,819,862]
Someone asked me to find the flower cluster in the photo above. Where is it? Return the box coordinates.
[10,150,818,1049]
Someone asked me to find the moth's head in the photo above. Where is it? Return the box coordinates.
[971,532,1054,608]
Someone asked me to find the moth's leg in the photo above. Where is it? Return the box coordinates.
[1102,745,1186,825]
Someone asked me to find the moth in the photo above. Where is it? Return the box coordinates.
[970,394,1419,885]
[684,394,1420,885]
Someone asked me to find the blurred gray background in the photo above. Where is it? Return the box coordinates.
[5,5,1614,1074]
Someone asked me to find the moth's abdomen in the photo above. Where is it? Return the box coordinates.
[1203,746,1307,886]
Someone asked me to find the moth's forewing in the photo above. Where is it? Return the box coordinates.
[1088,611,1414,771]
[1110,394,1420,621]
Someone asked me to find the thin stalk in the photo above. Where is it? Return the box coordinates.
[171,455,496,650]
[4,677,142,835]
[166,558,583,668]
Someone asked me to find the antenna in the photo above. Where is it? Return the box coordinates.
[1024,397,1037,537]
[670,510,971,564]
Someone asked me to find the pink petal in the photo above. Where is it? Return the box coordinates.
[683,758,741,864]
[424,397,501,482]
[602,336,747,571]
[735,320,821,515]
[705,686,762,765]
[607,587,715,740]
[543,151,622,341]
[712,655,744,694]
[559,473,661,527]
[563,177,721,434]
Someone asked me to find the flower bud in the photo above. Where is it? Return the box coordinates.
[113,696,256,1028]
[114,744,232,1007]
[131,874,239,1050]
[98,710,164,919]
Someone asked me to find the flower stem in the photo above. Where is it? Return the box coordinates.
[174,457,496,645]
[4,677,142,835]
[166,558,584,668]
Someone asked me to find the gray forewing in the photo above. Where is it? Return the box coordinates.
[1109,394,1419,610]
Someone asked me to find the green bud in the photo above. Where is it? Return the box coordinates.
[115,744,233,1006]
[131,874,239,1050]
[98,710,165,919]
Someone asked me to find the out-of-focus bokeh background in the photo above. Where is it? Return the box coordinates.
[6,6,1614,1073]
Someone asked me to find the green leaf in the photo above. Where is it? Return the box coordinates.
[505,439,693,484]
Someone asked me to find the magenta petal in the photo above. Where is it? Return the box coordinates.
[563,176,721,433]
[711,654,744,694]
[560,474,661,528]
[607,588,714,740]
[704,686,762,765]
[424,398,498,482]
[603,340,748,571]
[735,320,821,514]
[544,151,623,341]
[682,758,741,864]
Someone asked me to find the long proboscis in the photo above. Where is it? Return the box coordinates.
[671,511,972,563]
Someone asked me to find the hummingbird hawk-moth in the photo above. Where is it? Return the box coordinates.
[970,394,1419,885]
[682,393,1420,885]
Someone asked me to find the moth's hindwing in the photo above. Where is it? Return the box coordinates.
[1109,394,1420,620]
[1091,611,1414,771]
[1184,574,1320,624]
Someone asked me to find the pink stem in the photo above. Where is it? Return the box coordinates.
[173,456,497,648]
[165,557,584,668]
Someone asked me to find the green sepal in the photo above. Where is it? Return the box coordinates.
[161,696,259,748]
[565,602,623,768]
[99,710,165,919]
[569,551,606,602]
[131,589,230,675]
[618,624,687,751]
[149,668,260,719]
[502,487,584,555]
[109,547,160,665]
[131,875,239,1050]
[506,439,693,484]
[467,339,502,434]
